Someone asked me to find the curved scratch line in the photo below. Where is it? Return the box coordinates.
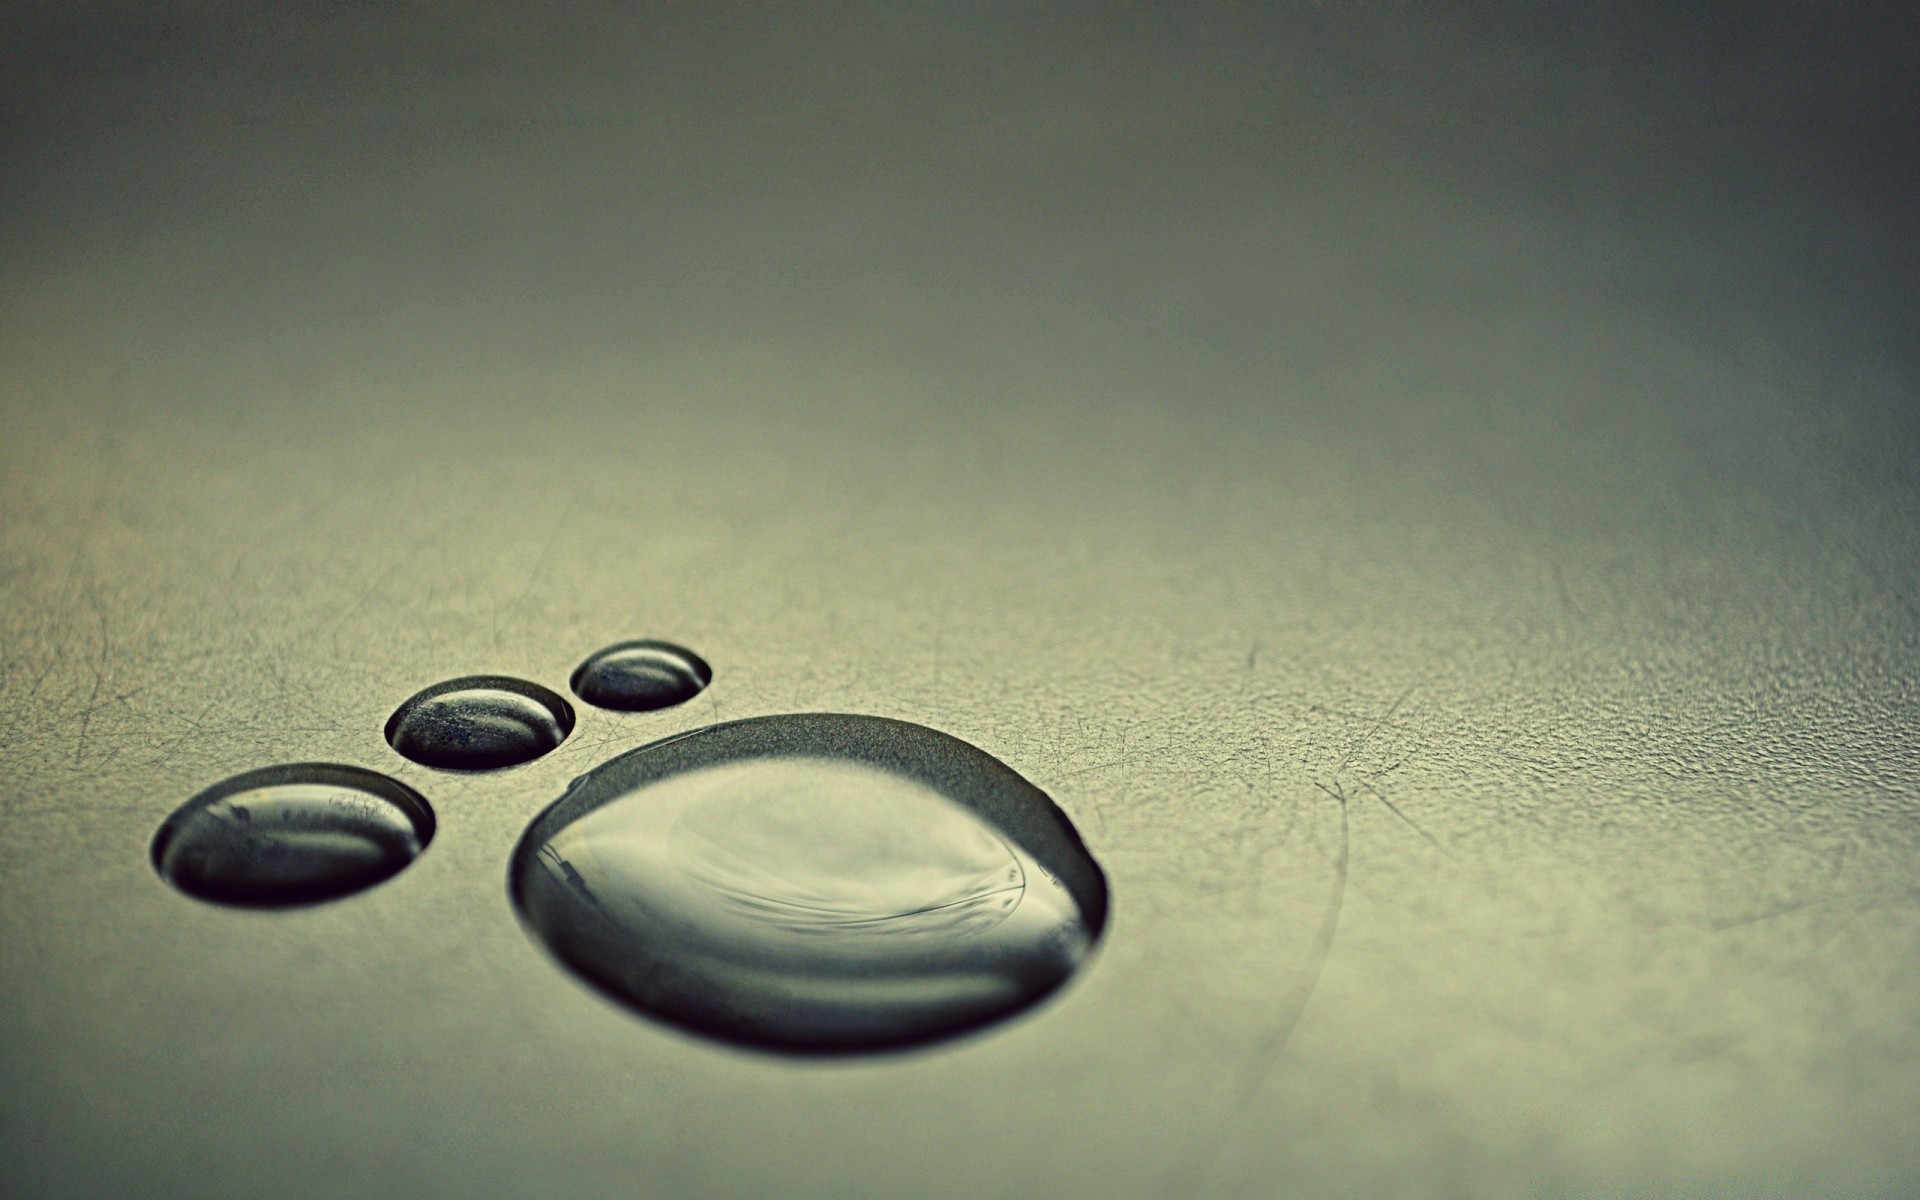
[1160,782,1350,1198]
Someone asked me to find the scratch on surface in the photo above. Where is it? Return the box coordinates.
[1353,777,1446,855]
[1336,683,1414,774]
[1826,520,1920,628]
[1160,780,1350,1199]
[324,509,466,651]
[70,586,112,764]
[1709,893,1849,931]
[492,527,565,655]
[27,497,106,705]
[1552,562,1586,619]
[1306,704,1420,737]
[145,697,222,762]
[325,554,412,648]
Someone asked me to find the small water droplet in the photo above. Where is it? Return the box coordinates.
[386,675,574,770]
[152,764,434,908]
[570,640,711,712]
[510,713,1107,1053]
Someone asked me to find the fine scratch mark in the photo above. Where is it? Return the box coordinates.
[1305,704,1420,737]
[1336,683,1414,775]
[1353,777,1447,855]
[1160,781,1350,1199]
[71,587,111,764]
[1245,640,1261,671]
[324,509,467,651]
[1552,562,1586,620]
[1825,519,1920,629]
[28,495,106,706]
[1709,893,1847,932]
[325,555,412,648]
[493,526,565,656]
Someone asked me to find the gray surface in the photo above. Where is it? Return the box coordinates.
[3,4,1918,1197]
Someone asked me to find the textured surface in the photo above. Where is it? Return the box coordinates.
[3,4,1918,1197]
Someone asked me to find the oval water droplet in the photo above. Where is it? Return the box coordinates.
[570,639,711,712]
[152,764,434,908]
[386,675,574,770]
[510,713,1107,1054]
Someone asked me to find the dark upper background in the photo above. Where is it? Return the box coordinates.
[5,3,1917,375]
[3,4,1918,1198]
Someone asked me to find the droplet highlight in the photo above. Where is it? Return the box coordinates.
[152,764,434,908]
[510,713,1107,1053]
[570,639,711,712]
[386,675,574,770]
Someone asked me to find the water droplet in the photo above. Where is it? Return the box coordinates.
[152,764,434,908]
[386,675,574,770]
[510,713,1107,1053]
[570,640,711,712]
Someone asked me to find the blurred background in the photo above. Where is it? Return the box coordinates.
[3,3,1918,1197]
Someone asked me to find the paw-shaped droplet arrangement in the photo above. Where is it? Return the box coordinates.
[151,638,1107,1053]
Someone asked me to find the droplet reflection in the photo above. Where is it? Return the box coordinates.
[152,764,434,908]
[570,639,711,712]
[510,714,1107,1053]
[385,675,574,770]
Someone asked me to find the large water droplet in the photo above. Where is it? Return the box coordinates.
[152,764,434,908]
[386,675,574,770]
[570,639,711,712]
[510,713,1107,1054]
